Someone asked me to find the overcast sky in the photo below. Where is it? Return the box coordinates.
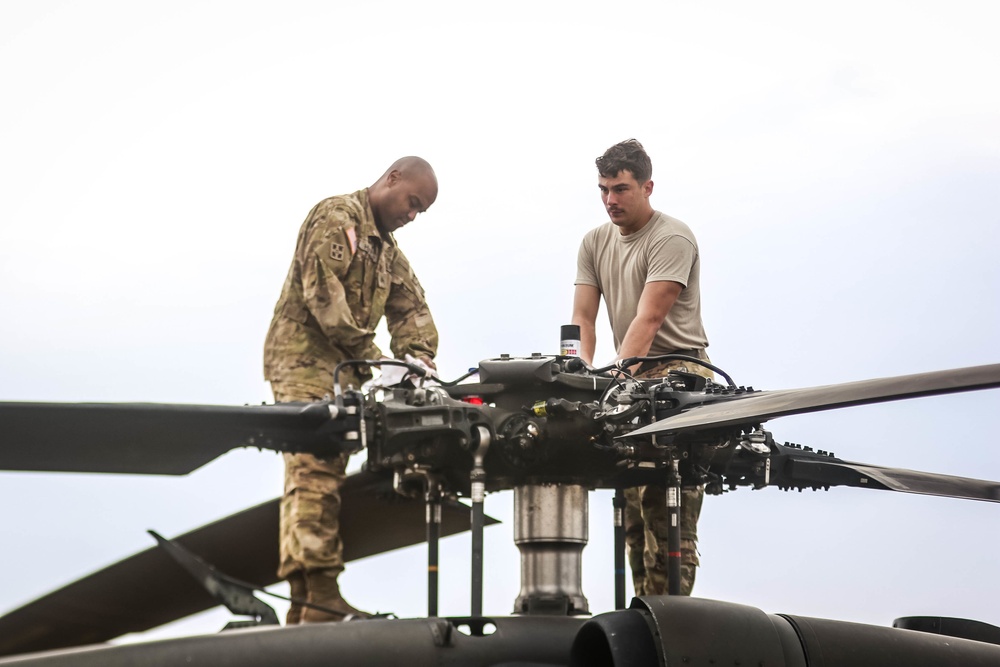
[1,0,998,647]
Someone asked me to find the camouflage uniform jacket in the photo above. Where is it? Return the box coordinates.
[263,188,438,391]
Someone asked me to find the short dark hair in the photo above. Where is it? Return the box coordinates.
[596,139,652,183]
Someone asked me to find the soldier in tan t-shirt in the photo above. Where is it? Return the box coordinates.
[572,139,713,596]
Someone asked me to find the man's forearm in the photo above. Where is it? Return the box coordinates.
[616,316,661,364]
[571,284,601,365]
[574,319,597,365]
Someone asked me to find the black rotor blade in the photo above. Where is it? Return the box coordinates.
[0,470,499,657]
[777,455,1000,503]
[0,401,345,474]
[627,363,1000,437]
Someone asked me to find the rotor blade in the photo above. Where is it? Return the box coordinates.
[627,363,1000,437]
[0,470,500,657]
[777,456,1000,503]
[0,401,347,474]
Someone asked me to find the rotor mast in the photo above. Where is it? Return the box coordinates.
[512,483,589,616]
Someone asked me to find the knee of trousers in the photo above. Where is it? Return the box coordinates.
[284,452,348,495]
[279,488,345,574]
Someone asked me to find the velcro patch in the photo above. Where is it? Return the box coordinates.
[330,242,345,261]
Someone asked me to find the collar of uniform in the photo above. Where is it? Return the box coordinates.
[617,210,663,245]
[357,188,397,248]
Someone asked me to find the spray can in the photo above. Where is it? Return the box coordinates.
[560,324,581,357]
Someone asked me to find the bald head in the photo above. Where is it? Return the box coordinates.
[378,156,437,185]
[369,156,438,234]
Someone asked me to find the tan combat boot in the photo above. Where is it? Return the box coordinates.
[285,571,307,625]
[300,568,372,623]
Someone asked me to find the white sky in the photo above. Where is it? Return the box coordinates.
[1,0,998,647]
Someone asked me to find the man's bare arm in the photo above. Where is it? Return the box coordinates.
[571,284,601,364]
[616,280,683,367]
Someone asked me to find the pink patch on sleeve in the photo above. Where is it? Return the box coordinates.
[346,226,358,254]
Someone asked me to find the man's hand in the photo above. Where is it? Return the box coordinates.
[616,358,642,378]
[375,358,408,387]
[405,354,440,387]
[405,353,438,378]
[369,355,439,389]
[411,355,437,372]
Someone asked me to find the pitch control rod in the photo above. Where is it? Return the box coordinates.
[666,459,683,596]
[613,488,627,609]
[470,425,491,617]
[425,476,444,617]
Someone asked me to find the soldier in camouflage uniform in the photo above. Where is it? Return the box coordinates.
[629,356,714,596]
[264,156,439,624]
[572,139,715,597]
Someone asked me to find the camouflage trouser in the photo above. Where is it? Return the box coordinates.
[272,381,351,579]
[625,352,714,596]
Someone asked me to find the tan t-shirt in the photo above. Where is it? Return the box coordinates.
[575,211,708,355]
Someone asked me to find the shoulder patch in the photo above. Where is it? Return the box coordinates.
[330,241,345,262]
